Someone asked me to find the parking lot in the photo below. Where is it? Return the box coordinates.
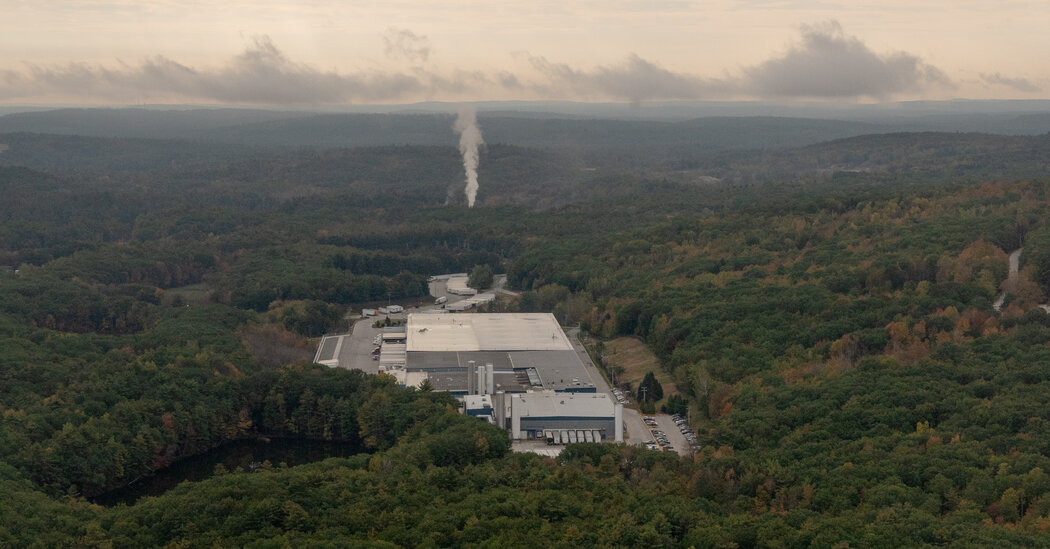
[641,413,699,455]
[336,316,399,373]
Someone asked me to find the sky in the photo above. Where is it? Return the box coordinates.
[1,0,1047,106]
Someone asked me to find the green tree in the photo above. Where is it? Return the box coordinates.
[637,371,663,403]
[468,264,494,290]
[661,394,687,416]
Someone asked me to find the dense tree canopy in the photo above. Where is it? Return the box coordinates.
[4,120,1050,546]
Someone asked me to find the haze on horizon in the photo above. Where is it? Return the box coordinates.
[1,0,1046,107]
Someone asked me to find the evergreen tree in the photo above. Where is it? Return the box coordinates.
[637,371,663,403]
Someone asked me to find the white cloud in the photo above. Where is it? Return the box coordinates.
[745,21,951,99]
[0,24,953,104]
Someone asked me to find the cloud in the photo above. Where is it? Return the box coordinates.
[0,36,457,104]
[745,21,951,99]
[981,72,1041,93]
[518,21,947,101]
[526,54,733,102]
[0,24,951,105]
[383,28,432,63]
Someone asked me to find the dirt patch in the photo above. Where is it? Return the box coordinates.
[603,337,678,397]
[240,323,315,368]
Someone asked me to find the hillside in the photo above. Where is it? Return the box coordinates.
[4,116,1050,545]
[0,108,881,152]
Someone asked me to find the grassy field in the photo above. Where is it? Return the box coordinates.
[603,337,679,397]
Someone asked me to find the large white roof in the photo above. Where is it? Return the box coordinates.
[511,391,615,418]
[406,313,573,352]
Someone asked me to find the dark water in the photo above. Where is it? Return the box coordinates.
[91,438,367,507]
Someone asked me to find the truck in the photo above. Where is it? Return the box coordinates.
[434,296,447,306]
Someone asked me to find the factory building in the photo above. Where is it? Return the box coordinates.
[509,392,622,443]
[389,313,622,442]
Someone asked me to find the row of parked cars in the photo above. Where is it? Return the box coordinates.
[641,417,673,452]
[611,387,630,405]
[671,414,700,450]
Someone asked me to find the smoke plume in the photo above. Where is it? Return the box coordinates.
[453,107,483,207]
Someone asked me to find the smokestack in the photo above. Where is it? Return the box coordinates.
[453,106,483,207]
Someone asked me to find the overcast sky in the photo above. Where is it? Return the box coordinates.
[2,0,1046,106]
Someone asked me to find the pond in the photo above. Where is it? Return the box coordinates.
[91,438,367,507]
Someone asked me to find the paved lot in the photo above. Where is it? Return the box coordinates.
[622,408,653,445]
[645,414,694,456]
[337,318,383,373]
[337,310,415,373]
[336,281,453,372]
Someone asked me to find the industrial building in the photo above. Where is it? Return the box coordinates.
[445,292,496,312]
[444,274,478,296]
[388,313,622,442]
[509,391,622,443]
[399,313,596,393]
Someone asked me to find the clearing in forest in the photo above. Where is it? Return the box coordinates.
[603,337,679,397]
[164,283,213,306]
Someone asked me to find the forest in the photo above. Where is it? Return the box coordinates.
[4,108,1050,547]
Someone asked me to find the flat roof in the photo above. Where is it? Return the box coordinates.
[380,343,406,366]
[512,391,615,418]
[406,313,573,352]
[394,370,429,390]
[314,335,340,363]
[416,370,527,393]
[464,394,493,409]
[404,349,595,392]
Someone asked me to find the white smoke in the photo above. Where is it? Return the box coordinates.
[453,106,483,207]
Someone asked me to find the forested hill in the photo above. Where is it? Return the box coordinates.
[703,131,1050,182]
[0,108,882,151]
[6,111,1050,545]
